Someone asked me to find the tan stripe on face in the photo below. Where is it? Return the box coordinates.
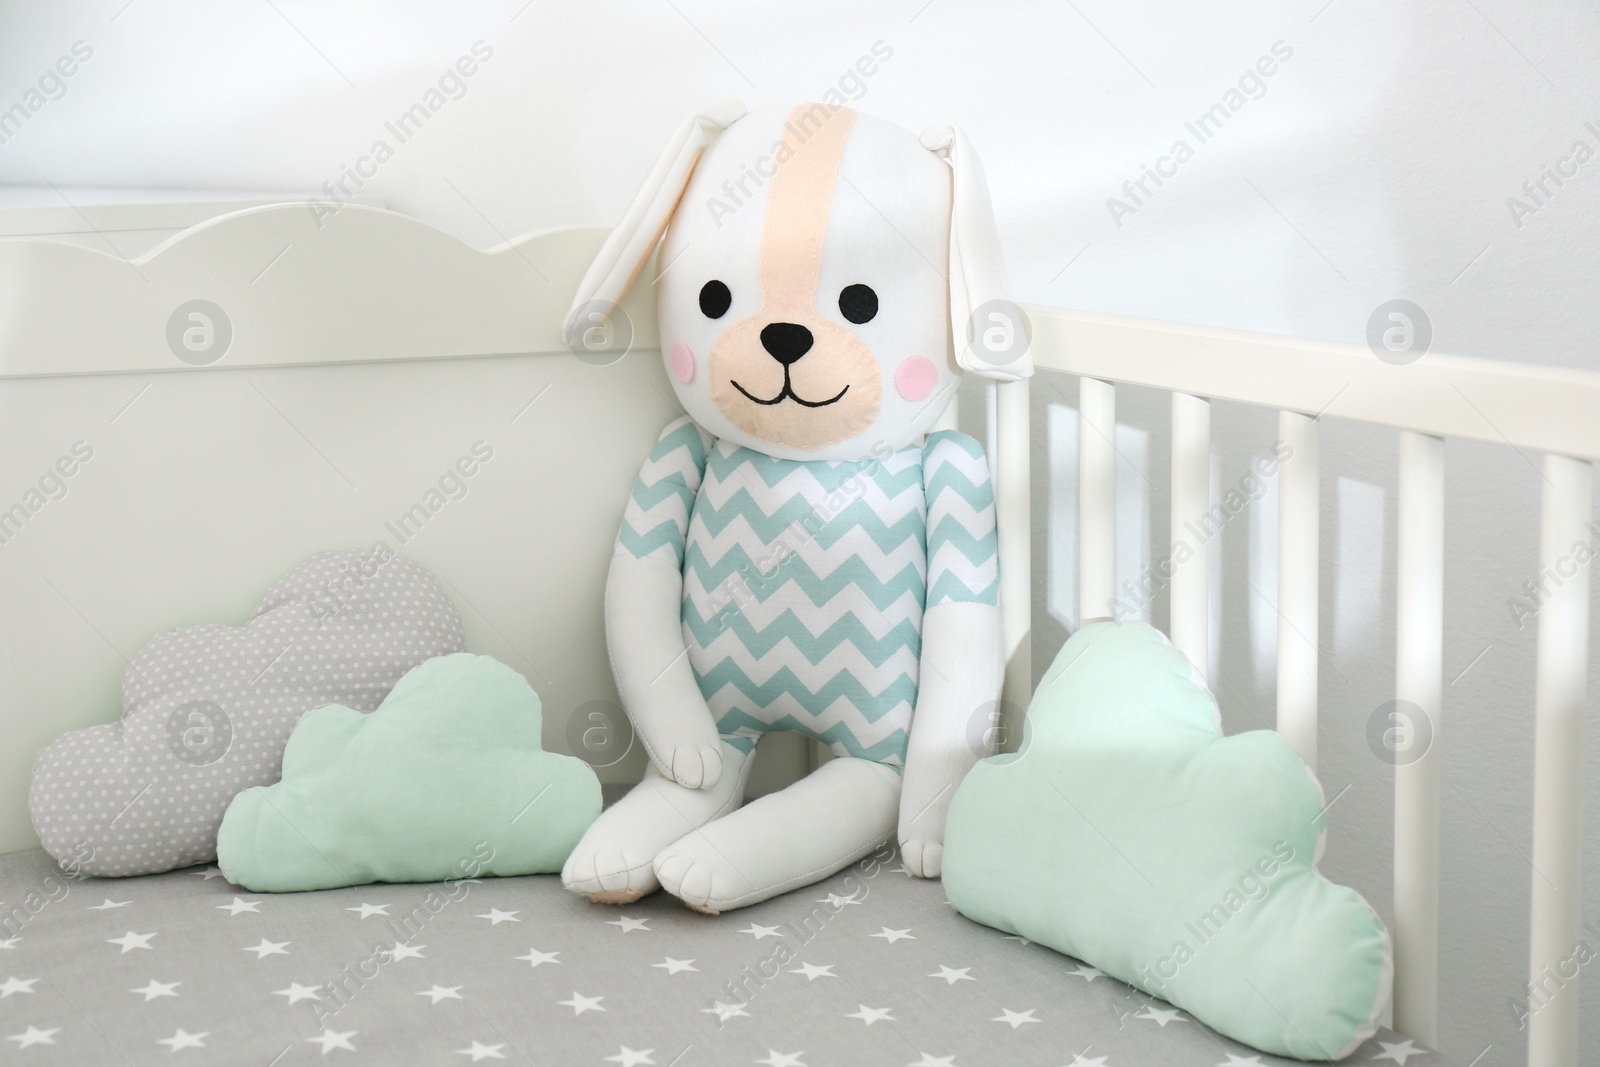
[759,105,857,308]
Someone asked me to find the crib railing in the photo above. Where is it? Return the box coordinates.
[1002,305,1599,1067]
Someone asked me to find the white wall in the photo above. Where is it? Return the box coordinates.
[2,2,1597,1063]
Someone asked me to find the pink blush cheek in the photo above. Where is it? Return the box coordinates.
[669,342,696,384]
[895,355,938,402]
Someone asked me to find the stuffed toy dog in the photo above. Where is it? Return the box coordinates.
[561,100,1031,913]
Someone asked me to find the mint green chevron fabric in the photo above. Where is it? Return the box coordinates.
[615,418,998,766]
[924,430,999,607]
[942,622,1391,1060]
[618,417,713,567]
[216,654,601,892]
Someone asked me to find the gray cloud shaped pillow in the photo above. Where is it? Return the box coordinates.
[29,548,464,876]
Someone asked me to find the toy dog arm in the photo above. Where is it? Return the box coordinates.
[898,431,1004,876]
[605,418,724,790]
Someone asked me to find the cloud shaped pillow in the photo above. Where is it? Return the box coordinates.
[217,653,601,891]
[942,621,1391,1061]
[29,548,464,876]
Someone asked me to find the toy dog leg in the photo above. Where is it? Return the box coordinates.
[562,740,753,904]
[652,756,900,914]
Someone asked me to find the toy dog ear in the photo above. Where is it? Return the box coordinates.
[920,124,1032,381]
[563,100,747,349]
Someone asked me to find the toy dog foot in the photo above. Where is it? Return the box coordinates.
[652,848,736,914]
[561,742,751,904]
[653,756,901,913]
[588,888,647,906]
[563,847,660,901]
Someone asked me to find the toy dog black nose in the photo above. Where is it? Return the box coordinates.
[760,322,813,365]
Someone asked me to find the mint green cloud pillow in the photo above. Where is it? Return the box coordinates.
[217,653,600,892]
[943,622,1390,1061]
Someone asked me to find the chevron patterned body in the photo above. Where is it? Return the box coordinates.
[617,418,997,767]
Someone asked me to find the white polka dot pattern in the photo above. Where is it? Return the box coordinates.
[27,548,465,877]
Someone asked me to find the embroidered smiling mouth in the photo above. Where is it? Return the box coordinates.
[730,373,849,408]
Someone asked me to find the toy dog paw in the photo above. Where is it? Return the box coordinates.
[662,742,722,790]
[897,837,944,879]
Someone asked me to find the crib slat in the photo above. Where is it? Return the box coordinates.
[1528,454,1591,1067]
[1393,431,1444,1047]
[1276,411,1319,768]
[1079,377,1117,622]
[1170,393,1211,674]
[996,379,1033,723]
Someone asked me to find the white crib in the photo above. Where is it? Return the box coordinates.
[0,203,1591,1066]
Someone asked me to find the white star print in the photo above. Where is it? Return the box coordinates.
[991,1008,1039,1029]
[107,931,156,953]
[243,938,290,959]
[0,937,19,950]
[6,1025,58,1048]
[906,1055,956,1067]
[845,1005,895,1025]
[738,923,783,940]
[307,1028,357,1054]
[1069,964,1106,982]
[927,965,974,984]
[1216,1056,1265,1066]
[756,1052,805,1067]
[0,976,38,998]
[557,991,606,1016]
[346,903,389,919]
[700,1001,750,1022]
[476,909,520,925]
[1136,1006,1184,1027]
[384,941,425,962]
[788,962,836,980]
[605,916,650,933]
[193,867,228,881]
[130,979,180,1002]
[817,891,861,907]
[456,1040,507,1061]
[87,899,130,911]
[1065,1056,1108,1067]
[273,982,323,1005]
[514,948,560,968]
[652,957,698,975]
[216,897,261,916]
[418,985,464,1004]
[1372,1039,1424,1065]
[156,1028,207,1052]
[870,927,915,944]
[604,1047,655,1067]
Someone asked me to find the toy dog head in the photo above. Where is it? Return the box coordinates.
[565,101,1030,462]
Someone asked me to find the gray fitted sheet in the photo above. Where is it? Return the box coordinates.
[0,845,1451,1066]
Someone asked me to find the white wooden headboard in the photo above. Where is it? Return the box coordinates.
[0,203,1594,1066]
[0,208,678,846]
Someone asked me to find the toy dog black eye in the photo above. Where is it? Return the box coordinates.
[839,284,877,324]
[699,280,732,319]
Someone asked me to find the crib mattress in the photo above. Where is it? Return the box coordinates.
[0,846,1449,1066]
